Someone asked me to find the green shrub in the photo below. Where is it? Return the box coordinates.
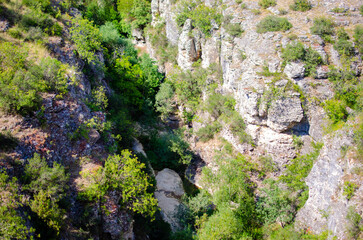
[87,86,109,111]
[251,9,261,15]
[224,23,244,37]
[70,16,102,64]
[176,0,222,37]
[0,42,68,114]
[279,142,323,207]
[279,8,288,15]
[229,113,251,144]
[130,0,151,29]
[259,156,277,173]
[353,25,363,54]
[256,179,295,225]
[141,130,192,170]
[24,27,44,41]
[346,207,363,239]
[324,99,348,124]
[155,82,174,120]
[343,181,358,200]
[282,42,323,76]
[256,16,292,33]
[84,0,118,26]
[205,94,235,119]
[354,118,363,159]
[200,155,258,237]
[331,7,346,13]
[22,0,55,14]
[24,153,69,234]
[334,28,354,56]
[117,0,151,29]
[360,5,363,16]
[79,150,158,219]
[196,122,222,142]
[310,17,335,39]
[290,0,312,12]
[258,0,276,9]
[282,42,306,62]
[20,8,61,35]
[174,67,208,110]
[99,21,122,46]
[8,27,22,39]
[0,172,33,239]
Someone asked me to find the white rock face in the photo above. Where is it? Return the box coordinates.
[155,168,185,231]
[177,19,201,70]
[284,62,306,79]
[257,127,295,167]
[295,128,356,240]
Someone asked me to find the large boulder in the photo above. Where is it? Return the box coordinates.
[284,62,305,79]
[267,97,304,132]
[155,168,185,231]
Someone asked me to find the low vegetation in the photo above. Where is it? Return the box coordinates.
[258,0,276,9]
[176,0,222,36]
[256,16,292,33]
[310,17,335,41]
[281,41,324,76]
[290,0,312,12]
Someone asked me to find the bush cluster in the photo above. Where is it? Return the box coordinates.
[334,28,355,57]
[0,43,68,114]
[282,41,323,76]
[310,17,335,41]
[176,0,222,37]
[258,0,276,9]
[256,16,292,33]
[290,0,312,12]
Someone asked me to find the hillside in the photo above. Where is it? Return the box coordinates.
[0,0,362,239]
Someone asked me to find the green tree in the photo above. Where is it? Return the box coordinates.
[155,82,174,120]
[256,179,295,226]
[197,206,243,240]
[0,172,33,239]
[80,150,158,217]
[70,16,103,64]
[24,153,69,234]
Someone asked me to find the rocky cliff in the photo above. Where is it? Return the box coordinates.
[145,0,363,238]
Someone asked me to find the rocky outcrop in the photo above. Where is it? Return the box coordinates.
[155,168,185,231]
[177,19,202,70]
[295,126,362,239]
[284,62,305,79]
[267,97,304,132]
[147,0,363,237]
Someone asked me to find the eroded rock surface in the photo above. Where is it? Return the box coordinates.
[267,97,304,132]
[155,168,185,231]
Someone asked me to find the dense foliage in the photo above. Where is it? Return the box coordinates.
[80,151,158,217]
[0,42,68,114]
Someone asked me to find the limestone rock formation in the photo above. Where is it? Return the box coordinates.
[284,62,306,79]
[155,168,185,231]
[267,97,304,132]
[295,126,362,239]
